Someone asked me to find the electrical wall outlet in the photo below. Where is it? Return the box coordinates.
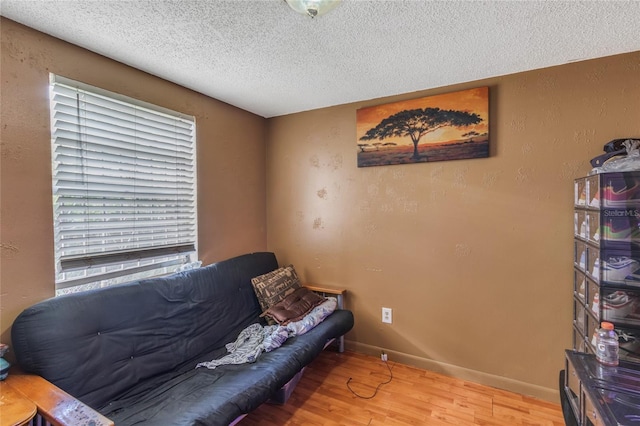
[382,307,392,324]
[381,350,388,362]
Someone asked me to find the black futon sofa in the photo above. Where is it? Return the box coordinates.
[11,252,354,425]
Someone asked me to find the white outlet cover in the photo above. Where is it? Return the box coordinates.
[382,307,392,324]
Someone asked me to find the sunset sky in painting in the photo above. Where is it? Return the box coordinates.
[356,87,489,147]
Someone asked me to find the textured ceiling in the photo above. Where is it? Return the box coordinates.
[2,0,639,118]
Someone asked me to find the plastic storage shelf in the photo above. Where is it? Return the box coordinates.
[573,171,640,364]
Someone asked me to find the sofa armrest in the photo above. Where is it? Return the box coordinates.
[304,284,346,309]
[303,284,348,352]
[6,373,114,426]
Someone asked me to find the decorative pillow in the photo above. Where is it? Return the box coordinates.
[251,265,302,323]
[261,287,326,325]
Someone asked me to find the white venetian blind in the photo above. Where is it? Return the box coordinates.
[50,75,197,291]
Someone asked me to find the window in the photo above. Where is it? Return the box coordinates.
[50,75,197,295]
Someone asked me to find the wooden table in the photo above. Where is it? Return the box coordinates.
[0,381,36,426]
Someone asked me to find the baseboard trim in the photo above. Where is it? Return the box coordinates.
[345,340,559,403]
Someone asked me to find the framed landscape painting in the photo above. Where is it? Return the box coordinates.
[356,87,489,167]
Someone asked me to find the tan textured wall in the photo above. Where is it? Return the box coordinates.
[266,51,640,399]
[0,18,267,348]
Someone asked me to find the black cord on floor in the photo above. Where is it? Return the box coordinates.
[346,358,393,399]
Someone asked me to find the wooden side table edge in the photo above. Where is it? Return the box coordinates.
[0,381,36,426]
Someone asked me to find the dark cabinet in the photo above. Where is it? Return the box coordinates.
[563,350,640,425]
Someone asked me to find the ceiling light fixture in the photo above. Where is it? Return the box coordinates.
[284,0,341,18]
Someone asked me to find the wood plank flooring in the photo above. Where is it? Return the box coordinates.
[242,351,565,426]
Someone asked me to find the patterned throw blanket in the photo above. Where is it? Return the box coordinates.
[196,297,337,370]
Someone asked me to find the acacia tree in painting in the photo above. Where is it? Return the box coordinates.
[359,107,483,160]
[462,131,480,142]
[357,143,370,152]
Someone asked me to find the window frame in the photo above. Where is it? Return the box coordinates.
[49,74,198,294]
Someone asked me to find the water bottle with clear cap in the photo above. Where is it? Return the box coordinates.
[595,321,619,366]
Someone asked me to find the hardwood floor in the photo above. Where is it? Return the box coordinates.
[242,351,565,426]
